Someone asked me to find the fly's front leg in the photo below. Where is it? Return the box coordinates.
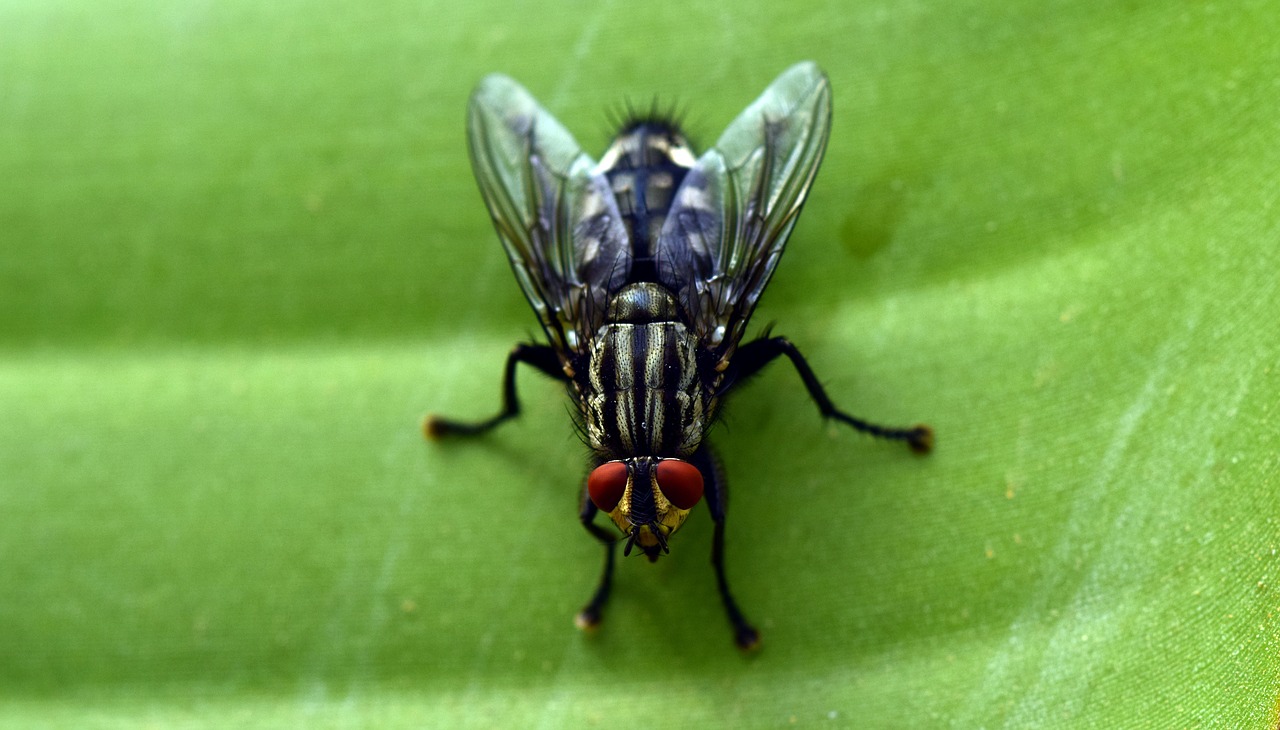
[731,337,933,453]
[692,446,760,650]
[423,342,565,439]
[574,489,618,632]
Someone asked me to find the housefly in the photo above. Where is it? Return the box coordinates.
[425,61,932,649]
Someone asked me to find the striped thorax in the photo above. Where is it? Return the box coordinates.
[582,283,711,458]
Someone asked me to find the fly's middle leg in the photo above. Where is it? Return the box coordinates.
[730,336,933,453]
[423,342,565,439]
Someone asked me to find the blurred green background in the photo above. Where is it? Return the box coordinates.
[3,0,1278,727]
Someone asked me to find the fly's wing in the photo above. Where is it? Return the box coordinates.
[655,62,832,363]
[467,74,631,360]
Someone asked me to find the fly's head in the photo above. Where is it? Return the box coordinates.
[586,456,704,561]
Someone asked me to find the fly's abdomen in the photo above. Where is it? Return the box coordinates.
[597,122,694,283]
[583,284,706,457]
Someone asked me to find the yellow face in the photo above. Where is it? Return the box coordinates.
[587,457,705,558]
[608,473,691,553]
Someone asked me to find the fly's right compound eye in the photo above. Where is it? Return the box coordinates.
[655,459,704,510]
[587,461,628,511]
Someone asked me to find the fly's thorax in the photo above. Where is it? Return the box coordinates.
[586,456,704,558]
[605,282,678,322]
[581,284,709,457]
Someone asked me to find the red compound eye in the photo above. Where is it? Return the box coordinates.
[587,461,628,512]
[655,459,704,510]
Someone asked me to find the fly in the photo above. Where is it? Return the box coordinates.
[425,62,932,650]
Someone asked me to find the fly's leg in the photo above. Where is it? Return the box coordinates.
[730,337,933,453]
[423,343,565,439]
[574,492,618,631]
[692,446,760,650]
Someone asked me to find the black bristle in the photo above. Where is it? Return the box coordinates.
[608,95,685,135]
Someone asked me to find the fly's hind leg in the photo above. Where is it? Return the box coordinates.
[692,445,760,650]
[730,336,933,453]
[423,342,565,439]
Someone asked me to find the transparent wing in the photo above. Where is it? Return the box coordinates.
[467,74,631,359]
[655,61,832,362]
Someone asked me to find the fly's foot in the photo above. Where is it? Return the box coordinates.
[907,424,934,454]
[421,414,447,441]
[574,607,603,633]
[734,623,761,652]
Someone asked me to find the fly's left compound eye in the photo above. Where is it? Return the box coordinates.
[587,461,629,512]
[655,459,704,510]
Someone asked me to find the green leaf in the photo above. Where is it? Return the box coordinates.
[2,1,1277,727]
